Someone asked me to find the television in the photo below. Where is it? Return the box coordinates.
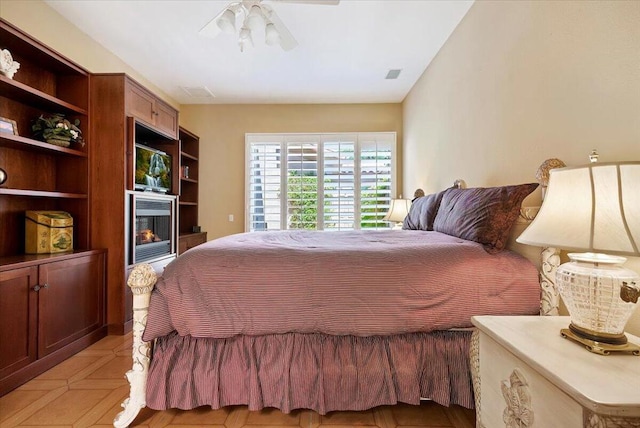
[135,144,171,193]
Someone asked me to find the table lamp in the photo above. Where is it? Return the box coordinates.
[384,198,411,229]
[517,161,640,355]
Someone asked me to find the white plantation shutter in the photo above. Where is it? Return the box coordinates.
[323,137,356,230]
[247,139,282,231]
[286,139,319,230]
[360,134,393,229]
[246,133,396,232]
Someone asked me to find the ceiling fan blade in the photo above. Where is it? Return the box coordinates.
[270,0,340,4]
[263,6,298,51]
[198,8,226,39]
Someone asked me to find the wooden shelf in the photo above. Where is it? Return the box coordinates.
[178,127,201,239]
[0,18,105,396]
[1,22,88,75]
[0,76,88,115]
[181,151,198,161]
[1,133,87,157]
[1,17,92,258]
[0,249,99,269]
[0,188,88,198]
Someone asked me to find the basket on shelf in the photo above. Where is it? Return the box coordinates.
[46,137,71,147]
[32,113,84,148]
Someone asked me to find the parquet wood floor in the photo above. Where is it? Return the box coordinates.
[0,334,476,428]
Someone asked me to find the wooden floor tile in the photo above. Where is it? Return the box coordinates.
[20,389,111,426]
[170,406,232,425]
[389,402,451,426]
[33,356,102,381]
[0,390,49,424]
[320,410,377,426]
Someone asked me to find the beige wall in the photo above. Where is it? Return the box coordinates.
[402,0,640,335]
[180,104,403,239]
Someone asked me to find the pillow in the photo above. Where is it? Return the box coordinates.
[402,189,447,231]
[432,183,539,253]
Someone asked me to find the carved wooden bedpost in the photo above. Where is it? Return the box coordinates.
[113,264,157,428]
[532,158,565,316]
[518,207,561,316]
[539,246,560,316]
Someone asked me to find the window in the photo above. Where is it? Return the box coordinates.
[246,132,396,231]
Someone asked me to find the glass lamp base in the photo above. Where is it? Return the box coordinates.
[557,252,640,340]
[561,328,640,356]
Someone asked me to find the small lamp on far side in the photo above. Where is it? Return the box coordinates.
[384,198,411,230]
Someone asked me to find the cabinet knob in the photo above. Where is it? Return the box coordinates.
[31,283,49,292]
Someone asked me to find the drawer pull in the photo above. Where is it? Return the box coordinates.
[31,283,49,292]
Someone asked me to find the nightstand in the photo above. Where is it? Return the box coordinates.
[470,316,640,428]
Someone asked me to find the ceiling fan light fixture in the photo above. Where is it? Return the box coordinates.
[246,5,265,31]
[217,8,237,34]
[265,22,281,46]
[238,26,253,52]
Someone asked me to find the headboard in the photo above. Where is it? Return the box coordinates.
[507,206,560,316]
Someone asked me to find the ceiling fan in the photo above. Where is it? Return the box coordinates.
[199,0,340,52]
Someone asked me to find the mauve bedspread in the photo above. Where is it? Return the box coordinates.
[143,230,540,341]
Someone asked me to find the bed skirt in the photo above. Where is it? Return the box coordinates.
[146,330,474,414]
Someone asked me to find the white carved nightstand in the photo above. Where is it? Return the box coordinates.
[470,316,640,428]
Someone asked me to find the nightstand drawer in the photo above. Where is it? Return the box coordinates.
[478,331,583,427]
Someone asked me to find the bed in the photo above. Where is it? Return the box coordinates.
[113,182,561,428]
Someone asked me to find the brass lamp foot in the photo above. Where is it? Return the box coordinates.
[560,328,640,356]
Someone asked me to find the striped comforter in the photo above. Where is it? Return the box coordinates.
[143,230,540,341]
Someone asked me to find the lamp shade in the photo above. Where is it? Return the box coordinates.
[383,199,411,223]
[517,162,640,257]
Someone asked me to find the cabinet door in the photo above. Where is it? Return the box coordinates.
[155,99,178,138]
[37,253,105,358]
[0,266,38,380]
[178,238,189,255]
[126,82,156,125]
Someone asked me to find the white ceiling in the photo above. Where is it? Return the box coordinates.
[44,0,473,105]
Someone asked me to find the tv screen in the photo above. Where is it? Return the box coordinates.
[135,144,171,193]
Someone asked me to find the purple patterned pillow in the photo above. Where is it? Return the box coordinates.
[402,190,447,231]
[432,183,539,253]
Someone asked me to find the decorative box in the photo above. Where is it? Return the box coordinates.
[25,211,73,254]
